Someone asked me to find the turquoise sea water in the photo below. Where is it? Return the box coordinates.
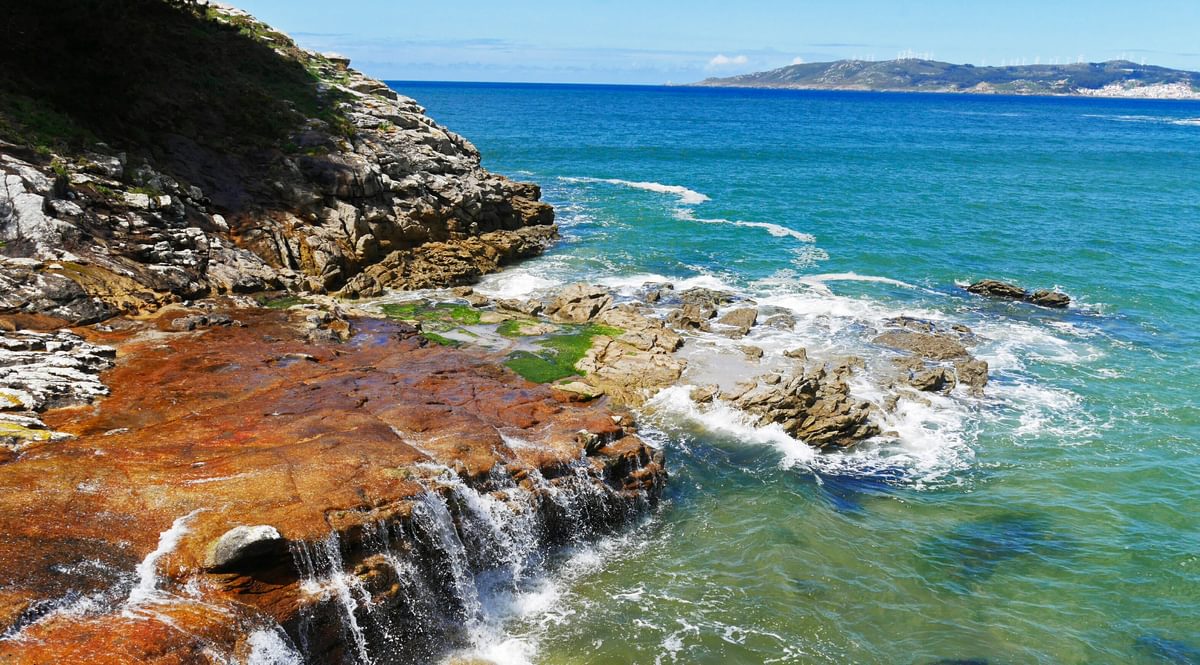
[391,82,1200,664]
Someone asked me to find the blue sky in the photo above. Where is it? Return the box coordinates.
[233,1,1200,84]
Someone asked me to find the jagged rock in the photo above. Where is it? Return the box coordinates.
[551,381,603,401]
[762,312,796,329]
[339,225,558,297]
[640,282,674,303]
[784,347,808,361]
[168,313,239,332]
[966,280,1071,309]
[873,330,969,361]
[966,279,1028,300]
[544,283,613,323]
[666,303,716,331]
[450,286,474,297]
[740,345,764,360]
[464,293,489,307]
[717,307,758,336]
[577,335,686,406]
[732,362,879,448]
[954,358,989,395]
[207,525,284,571]
[0,330,114,451]
[1029,289,1070,308]
[679,287,736,310]
[595,304,683,353]
[690,384,719,403]
[495,298,544,317]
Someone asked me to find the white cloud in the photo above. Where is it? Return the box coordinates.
[791,57,806,65]
[707,53,749,69]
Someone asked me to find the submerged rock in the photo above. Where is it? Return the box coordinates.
[873,330,969,361]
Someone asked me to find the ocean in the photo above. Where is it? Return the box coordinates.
[387,81,1200,664]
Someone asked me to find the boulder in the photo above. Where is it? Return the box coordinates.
[1029,289,1070,309]
[966,279,1028,300]
[762,313,796,330]
[717,307,758,335]
[666,303,716,331]
[543,283,613,323]
[207,525,284,571]
[966,280,1071,309]
[954,358,989,395]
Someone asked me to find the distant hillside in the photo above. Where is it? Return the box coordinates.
[692,59,1200,99]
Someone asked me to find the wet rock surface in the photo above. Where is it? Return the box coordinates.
[966,279,1071,308]
[730,359,880,448]
[0,330,115,453]
[0,307,664,663]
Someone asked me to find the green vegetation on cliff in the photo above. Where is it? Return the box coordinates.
[0,0,350,158]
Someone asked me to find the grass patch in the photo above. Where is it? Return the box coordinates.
[379,302,481,326]
[496,318,537,337]
[503,323,623,383]
[420,332,461,347]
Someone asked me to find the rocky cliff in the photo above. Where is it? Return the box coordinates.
[1,0,556,326]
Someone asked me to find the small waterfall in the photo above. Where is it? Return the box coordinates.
[289,533,373,664]
[286,459,656,663]
[124,509,205,612]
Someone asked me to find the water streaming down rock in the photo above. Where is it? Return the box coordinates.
[285,458,661,664]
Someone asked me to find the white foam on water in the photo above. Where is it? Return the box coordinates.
[558,176,710,205]
[596,271,738,295]
[246,626,304,665]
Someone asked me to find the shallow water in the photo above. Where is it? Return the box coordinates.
[392,82,1200,664]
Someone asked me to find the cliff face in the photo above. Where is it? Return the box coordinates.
[0,1,555,325]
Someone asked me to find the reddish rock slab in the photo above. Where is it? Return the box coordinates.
[0,307,664,663]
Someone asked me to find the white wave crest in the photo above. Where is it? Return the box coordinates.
[674,208,816,242]
[559,176,710,205]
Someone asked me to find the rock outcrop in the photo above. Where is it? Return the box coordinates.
[965,279,1071,308]
[726,359,880,448]
[0,3,555,325]
[873,317,989,396]
[0,307,664,664]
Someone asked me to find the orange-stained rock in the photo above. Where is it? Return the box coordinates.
[0,307,664,663]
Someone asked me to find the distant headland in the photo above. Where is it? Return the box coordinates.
[689,58,1200,99]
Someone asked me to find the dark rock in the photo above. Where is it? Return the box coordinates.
[966,279,1028,300]
[1028,289,1070,308]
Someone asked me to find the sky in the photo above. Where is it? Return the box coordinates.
[232,1,1200,84]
